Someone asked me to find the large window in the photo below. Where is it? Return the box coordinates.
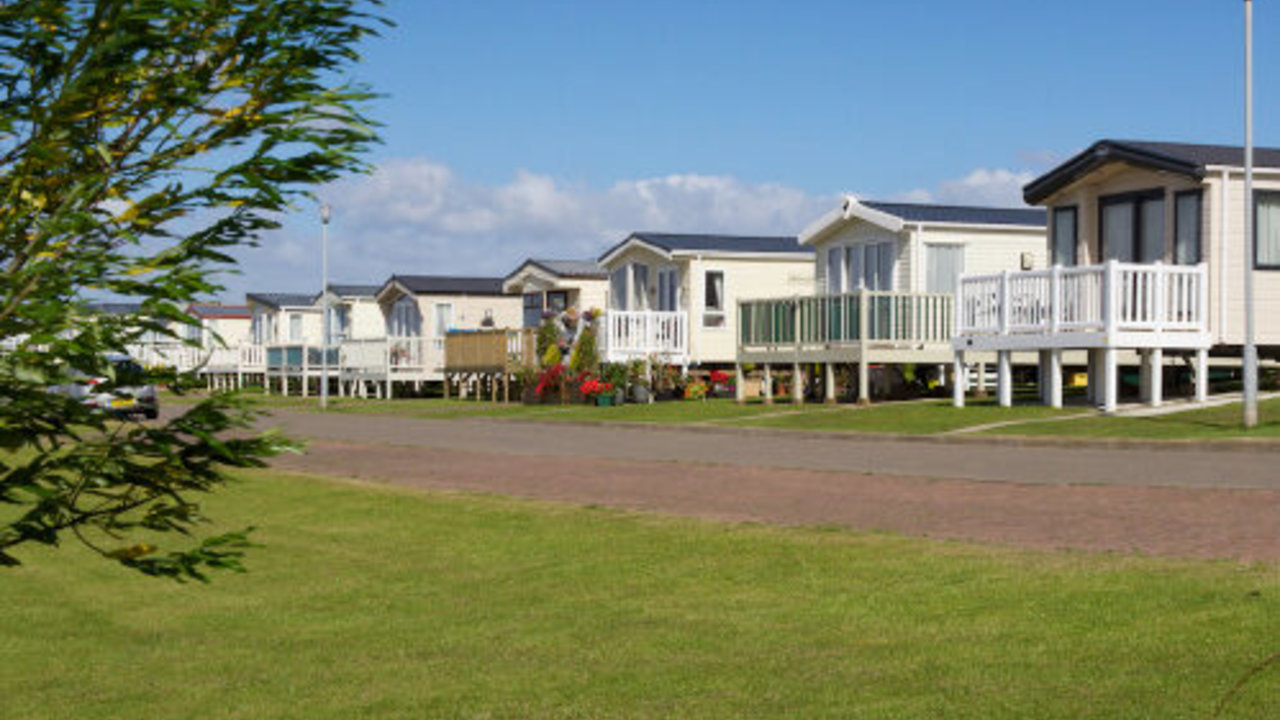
[656,268,679,311]
[925,244,964,294]
[522,292,542,328]
[826,246,843,293]
[546,290,569,314]
[1051,206,1078,266]
[631,264,650,310]
[325,305,349,344]
[609,267,627,310]
[1100,189,1165,263]
[387,296,422,337]
[1256,190,1280,269]
[288,313,302,342]
[1174,191,1202,265]
[703,270,725,328]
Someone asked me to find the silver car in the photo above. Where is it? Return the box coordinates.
[48,353,160,419]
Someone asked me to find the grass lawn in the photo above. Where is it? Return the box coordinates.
[1,471,1275,719]
[190,392,820,424]
[988,396,1280,440]
[730,397,1089,434]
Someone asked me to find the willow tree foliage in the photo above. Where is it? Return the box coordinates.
[0,0,385,580]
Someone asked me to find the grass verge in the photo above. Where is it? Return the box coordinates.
[1,470,1275,719]
[987,396,1280,440]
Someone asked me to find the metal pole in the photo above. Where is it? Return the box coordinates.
[1244,0,1258,428]
[320,202,331,411]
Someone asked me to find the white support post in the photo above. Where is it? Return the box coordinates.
[952,351,966,408]
[976,360,988,397]
[1049,264,1062,334]
[1196,349,1209,403]
[1048,350,1063,409]
[997,350,1012,407]
[858,360,870,405]
[734,363,746,404]
[762,364,773,405]
[1148,348,1163,408]
[1104,259,1119,338]
[824,363,836,404]
[999,270,1010,336]
[1103,347,1118,414]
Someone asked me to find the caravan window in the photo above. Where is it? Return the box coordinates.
[703,270,725,328]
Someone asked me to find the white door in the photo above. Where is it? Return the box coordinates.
[925,244,965,294]
[432,303,453,349]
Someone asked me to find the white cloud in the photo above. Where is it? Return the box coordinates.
[897,167,1036,208]
[225,159,1038,299]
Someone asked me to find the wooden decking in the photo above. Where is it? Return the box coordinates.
[442,328,537,402]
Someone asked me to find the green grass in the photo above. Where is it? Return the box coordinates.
[1,471,1275,719]
[731,397,1089,434]
[987,396,1280,440]
[224,393,816,424]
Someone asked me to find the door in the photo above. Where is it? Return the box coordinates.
[432,302,453,349]
[523,292,542,328]
[925,244,964,294]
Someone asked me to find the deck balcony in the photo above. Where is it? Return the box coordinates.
[954,261,1210,352]
[737,291,955,364]
[600,310,688,365]
[735,290,954,403]
[951,261,1211,411]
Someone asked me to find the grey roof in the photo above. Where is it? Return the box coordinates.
[326,283,381,297]
[86,301,145,315]
[527,259,607,279]
[1025,139,1280,204]
[601,232,806,261]
[188,303,251,319]
[246,292,317,309]
[387,275,506,296]
[861,201,1045,227]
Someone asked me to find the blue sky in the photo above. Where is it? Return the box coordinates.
[229,0,1280,298]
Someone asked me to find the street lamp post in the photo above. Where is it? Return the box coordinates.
[1244,0,1258,428]
[320,202,331,411]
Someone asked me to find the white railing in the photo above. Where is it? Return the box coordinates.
[956,261,1208,340]
[738,291,953,352]
[601,310,688,362]
[387,337,428,374]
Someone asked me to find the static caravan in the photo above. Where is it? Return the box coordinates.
[502,259,609,327]
[374,275,522,384]
[737,198,1046,402]
[953,139,1280,411]
[314,283,385,343]
[597,232,814,367]
[246,292,321,346]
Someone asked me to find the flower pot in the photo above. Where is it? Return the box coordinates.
[594,394,615,407]
[631,385,651,404]
[613,389,626,406]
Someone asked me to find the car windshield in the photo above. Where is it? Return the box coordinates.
[109,359,147,386]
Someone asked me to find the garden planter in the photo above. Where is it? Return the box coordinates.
[594,394,615,407]
[631,386,651,404]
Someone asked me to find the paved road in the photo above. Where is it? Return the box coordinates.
[258,411,1280,491]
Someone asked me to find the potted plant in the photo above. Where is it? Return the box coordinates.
[579,377,616,407]
[627,359,651,404]
[683,380,708,401]
[600,363,629,405]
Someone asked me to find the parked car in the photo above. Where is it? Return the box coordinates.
[48,353,160,419]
